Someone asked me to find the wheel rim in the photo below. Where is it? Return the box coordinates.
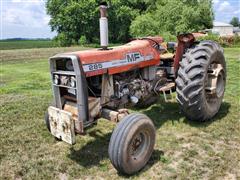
[205,63,225,103]
[129,131,150,160]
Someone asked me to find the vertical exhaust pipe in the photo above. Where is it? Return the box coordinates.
[99,2,109,50]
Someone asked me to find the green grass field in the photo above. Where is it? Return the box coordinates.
[0,47,240,179]
[0,40,121,50]
[0,40,55,50]
[0,47,91,63]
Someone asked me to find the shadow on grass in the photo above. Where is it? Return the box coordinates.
[68,130,111,168]
[69,135,164,174]
[183,102,231,127]
[117,149,164,178]
[143,100,231,129]
[68,99,231,172]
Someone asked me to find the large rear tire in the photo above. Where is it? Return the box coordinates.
[108,113,156,175]
[176,41,226,121]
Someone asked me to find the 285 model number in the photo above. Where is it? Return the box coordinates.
[87,63,103,71]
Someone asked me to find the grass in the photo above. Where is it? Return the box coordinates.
[0,46,91,63]
[0,40,55,50]
[0,39,121,50]
[0,47,240,179]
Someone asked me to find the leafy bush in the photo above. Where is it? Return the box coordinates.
[53,33,72,47]
[232,35,240,47]
[130,0,213,38]
[197,34,240,47]
[79,35,87,45]
[160,32,177,42]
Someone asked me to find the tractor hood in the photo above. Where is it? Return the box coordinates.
[63,38,163,77]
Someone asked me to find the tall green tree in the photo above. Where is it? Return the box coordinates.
[230,17,240,27]
[46,0,149,45]
[130,0,214,37]
[46,0,99,45]
[46,0,214,46]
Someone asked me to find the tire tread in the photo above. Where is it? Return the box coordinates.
[176,40,226,121]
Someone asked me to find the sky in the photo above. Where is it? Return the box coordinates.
[0,0,240,39]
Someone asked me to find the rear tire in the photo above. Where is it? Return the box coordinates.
[176,41,226,121]
[108,113,156,175]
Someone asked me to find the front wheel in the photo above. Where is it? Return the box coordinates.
[176,41,226,121]
[108,113,156,175]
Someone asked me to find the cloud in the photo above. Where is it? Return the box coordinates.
[218,1,232,12]
[3,10,24,25]
[233,10,240,16]
[1,0,55,39]
[11,0,44,3]
[213,0,240,22]
[3,0,50,28]
[213,0,220,5]
[43,16,51,26]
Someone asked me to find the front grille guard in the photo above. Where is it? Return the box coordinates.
[49,54,89,133]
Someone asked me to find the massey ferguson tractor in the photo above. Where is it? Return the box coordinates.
[45,3,226,175]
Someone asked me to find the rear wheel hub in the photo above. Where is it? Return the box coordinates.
[205,63,225,99]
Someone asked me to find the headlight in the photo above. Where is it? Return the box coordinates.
[53,75,59,85]
[70,76,76,88]
[66,60,74,71]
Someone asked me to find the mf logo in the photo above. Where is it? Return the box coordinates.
[126,52,142,63]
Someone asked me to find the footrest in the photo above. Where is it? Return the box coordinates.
[158,83,175,102]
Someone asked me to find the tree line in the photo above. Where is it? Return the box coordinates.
[46,0,214,46]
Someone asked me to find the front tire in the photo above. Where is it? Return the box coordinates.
[108,113,156,175]
[176,41,226,121]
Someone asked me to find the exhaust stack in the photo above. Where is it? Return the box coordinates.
[99,2,109,50]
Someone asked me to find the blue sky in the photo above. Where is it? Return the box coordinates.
[1,0,240,39]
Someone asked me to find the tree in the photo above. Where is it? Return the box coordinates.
[46,0,149,45]
[230,17,240,27]
[130,0,214,37]
[46,0,214,46]
[46,0,99,44]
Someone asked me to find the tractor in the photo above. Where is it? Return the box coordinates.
[45,3,226,175]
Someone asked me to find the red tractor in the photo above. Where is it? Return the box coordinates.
[45,3,226,175]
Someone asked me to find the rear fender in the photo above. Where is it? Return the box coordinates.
[174,33,196,76]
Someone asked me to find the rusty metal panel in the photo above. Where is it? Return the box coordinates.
[174,33,195,75]
[64,97,101,120]
[101,108,129,122]
[48,106,76,145]
[89,97,101,118]
[100,74,114,105]
[63,98,101,134]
